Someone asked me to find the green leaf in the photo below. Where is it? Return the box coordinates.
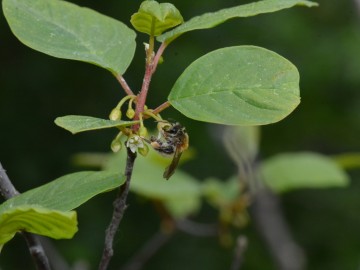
[332,153,360,170]
[55,115,139,134]
[131,1,183,36]
[168,46,300,126]
[158,0,318,43]
[105,150,201,218]
[2,0,136,75]
[202,177,241,208]
[0,206,77,251]
[0,171,124,215]
[260,152,350,193]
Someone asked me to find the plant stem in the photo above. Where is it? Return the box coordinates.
[152,101,171,115]
[175,219,218,237]
[152,42,167,74]
[230,236,247,270]
[115,74,135,96]
[134,56,153,126]
[121,230,173,270]
[250,189,306,270]
[0,162,51,270]
[0,162,19,199]
[99,148,137,270]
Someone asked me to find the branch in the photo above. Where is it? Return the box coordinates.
[152,101,171,115]
[355,0,360,16]
[115,74,135,96]
[175,219,218,237]
[152,42,167,74]
[230,236,247,270]
[0,162,51,270]
[250,189,306,270]
[120,230,173,270]
[99,148,137,270]
[0,162,19,199]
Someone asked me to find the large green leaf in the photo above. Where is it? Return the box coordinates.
[0,206,77,251]
[2,0,136,75]
[168,46,300,126]
[158,0,318,43]
[55,115,139,134]
[260,152,350,193]
[130,1,183,36]
[0,171,124,215]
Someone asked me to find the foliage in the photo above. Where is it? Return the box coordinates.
[6,0,356,270]
[0,171,124,250]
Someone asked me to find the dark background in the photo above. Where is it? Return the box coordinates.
[1,0,360,269]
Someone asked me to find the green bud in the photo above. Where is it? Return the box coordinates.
[109,108,122,121]
[111,139,122,153]
[126,108,136,119]
[139,126,148,137]
[111,132,123,152]
[138,144,149,157]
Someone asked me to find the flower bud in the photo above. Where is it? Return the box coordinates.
[111,132,123,152]
[138,144,149,157]
[111,139,122,153]
[139,126,148,137]
[126,108,135,119]
[109,108,122,121]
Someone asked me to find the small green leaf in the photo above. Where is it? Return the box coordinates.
[332,153,360,170]
[202,177,241,208]
[169,46,300,126]
[260,152,350,193]
[0,206,77,251]
[158,0,318,43]
[0,171,124,215]
[55,115,139,134]
[131,1,183,36]
[3,0,136,75]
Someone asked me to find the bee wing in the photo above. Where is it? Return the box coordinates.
[163,147,182,180]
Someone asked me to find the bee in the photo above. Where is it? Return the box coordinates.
[148,121,189,180]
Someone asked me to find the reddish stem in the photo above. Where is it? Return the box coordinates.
[133,41,169,130]
[115,74,135,96]
[134,62,153,126]
[152,42,167,74]
[152,101,171,115]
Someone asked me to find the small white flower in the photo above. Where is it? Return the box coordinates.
[126,135,144,153]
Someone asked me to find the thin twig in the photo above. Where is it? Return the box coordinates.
[0,162,51,270]
[152,101,171,115]
[250,189,306,270]
[22,233,52,270]
[39,237,72,270]
[230,236,247,270]
[175,219,218,237]
[121,230,173,270]
[0,162,20,199]
[355,0,360,16]
[152,42,167,74]
[115,74,135,96]
[134,61,153,124]
[99,147,137,270]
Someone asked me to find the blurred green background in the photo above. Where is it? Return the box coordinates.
[1,0,360,269]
